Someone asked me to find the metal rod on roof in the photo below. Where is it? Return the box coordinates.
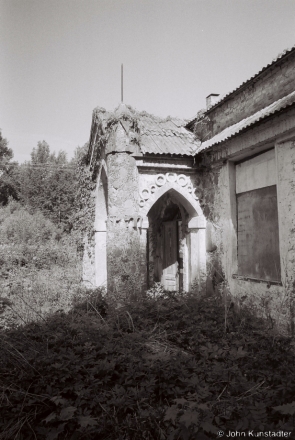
[121,64,123,103]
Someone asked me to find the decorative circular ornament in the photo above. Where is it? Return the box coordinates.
[140,188,150,200]
[187,185,193,194]
[139,200,145,208]
[166,172,177,183]
[177,174,188,187]
[156,174,166,186]
[150,185,156,194]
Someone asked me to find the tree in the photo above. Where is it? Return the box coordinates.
[17,141,78,226]
[0,130,18,205]
[0,130,13,163]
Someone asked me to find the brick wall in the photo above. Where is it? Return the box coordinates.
[207,51,295,136]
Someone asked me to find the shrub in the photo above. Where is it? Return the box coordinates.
[0,202,82,329]
[0,202,59,244]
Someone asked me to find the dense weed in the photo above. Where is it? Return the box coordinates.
[0,291,295,439]
[0,202,82,329]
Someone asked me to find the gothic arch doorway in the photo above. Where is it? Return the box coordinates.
[147,188,206,292]
[94,164,108,287]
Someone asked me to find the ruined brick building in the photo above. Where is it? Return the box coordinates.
[84,46,295,329]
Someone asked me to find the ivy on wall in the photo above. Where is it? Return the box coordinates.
[75,105,142,287]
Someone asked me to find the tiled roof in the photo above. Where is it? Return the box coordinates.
[89,104,201,157]
[199,90,295,151]
[138,113,200,155]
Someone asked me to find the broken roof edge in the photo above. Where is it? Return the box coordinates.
[92,103,187,125]
[88,103,196,160]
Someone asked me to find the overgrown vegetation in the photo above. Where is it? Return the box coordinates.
[1,131,295,438]
[0,132,86,328]
[0,201,82,329]
[0,290,295,439]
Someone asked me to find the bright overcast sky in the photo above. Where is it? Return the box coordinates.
[1,0,295,163]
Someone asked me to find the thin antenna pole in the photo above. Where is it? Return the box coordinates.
[121,64,123,103]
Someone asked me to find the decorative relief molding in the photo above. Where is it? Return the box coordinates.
[107,215,149,229]
[155,174,166,186]
[177,174,188,187]
[139,172,200,208]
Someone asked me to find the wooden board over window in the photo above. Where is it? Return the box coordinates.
[236,149,276,194]
[237,185,281,281]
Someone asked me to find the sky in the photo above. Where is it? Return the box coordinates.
[1,0,295,163]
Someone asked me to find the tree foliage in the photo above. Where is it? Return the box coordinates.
[0,130,13,163]
[16,141,78,226]
[0,130,18,205]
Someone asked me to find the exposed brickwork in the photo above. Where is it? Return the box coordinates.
[207,51,295,136]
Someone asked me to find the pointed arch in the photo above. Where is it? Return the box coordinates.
[144,181,206,292]
[143,182,204,220]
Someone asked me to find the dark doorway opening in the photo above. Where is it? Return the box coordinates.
[149,194,185,291]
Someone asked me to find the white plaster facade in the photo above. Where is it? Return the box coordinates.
[85,45,295,331]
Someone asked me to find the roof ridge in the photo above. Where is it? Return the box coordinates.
[205,45,295,113]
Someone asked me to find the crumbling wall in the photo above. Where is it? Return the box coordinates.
[276,140,295,332]
[190,167,223,295]
[106,152,147,297]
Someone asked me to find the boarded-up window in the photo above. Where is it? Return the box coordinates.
[236,150,281,281]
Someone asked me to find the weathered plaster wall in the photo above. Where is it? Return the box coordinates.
[85,110,148,296]
[106,150,148,297]
[107,153,138,217]
[170,165,224,295]
[276,140,295,327]
[204,135,295,333]
[207,52,295,136]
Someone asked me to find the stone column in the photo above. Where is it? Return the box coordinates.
[95,220,107,288]
[188,216,207,292]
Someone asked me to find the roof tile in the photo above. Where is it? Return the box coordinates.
[137,114,200,155]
